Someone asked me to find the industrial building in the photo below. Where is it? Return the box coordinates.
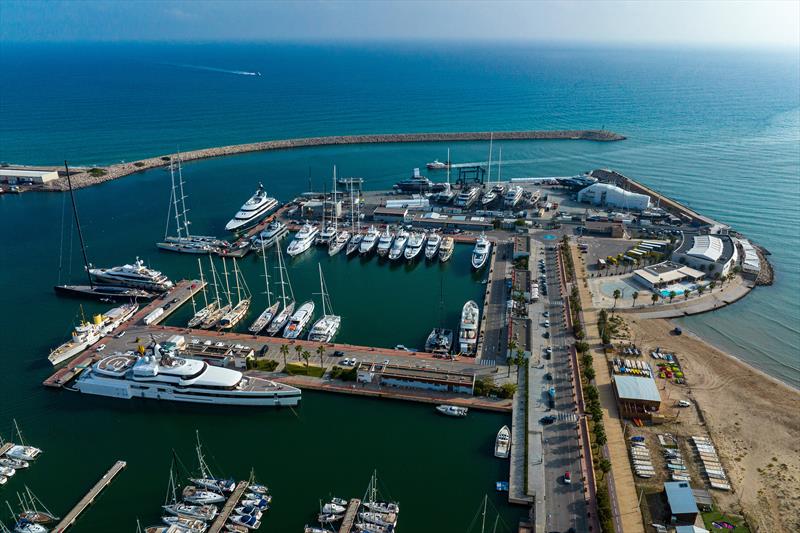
[633,261,705,290]
[577,183,651,211]
[612,373,662,419]
[0,168,59,184]
[673,233,738,277]
[583,219,627,238]
[664,481,700,525]
[357,362,476,395]
[372,206,409,224]
[411,212,493,232]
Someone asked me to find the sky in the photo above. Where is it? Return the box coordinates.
[1,0,799,47]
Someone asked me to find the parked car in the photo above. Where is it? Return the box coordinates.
[114,331,126,338]
[539,415,557,425]
[96,344,106,352]
[333,350,345,357]
[677,400,691,407]
[563,471,571,484]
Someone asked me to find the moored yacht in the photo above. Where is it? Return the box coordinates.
[287,224,319,257]
[494,425,511,459]
[266,301,294,336]
[471,234,491,270]
[328,230,350,256]
[251,220,288,251]
[225,183,279,232]
[163,503,218,522]
[394,168,434,193]
[376,228,395,258]
[424,233,442,260]
[458,300,480,356]
[283,301,315,339]
[182,485,226,505]
[388,230,409,261]
[403,232,426,261]
[48,312,103,366]
[74,343,302,406]
[315,224,337,246]
[425,328,453,355]
[359,226,380,255]
[435,404,468,417]
[454,186,480,208]
[503,185,524,208]
[307,265,341,343]
[346,232,363,256]
[161,516,207,532]
[438,236,455,262]
[426,159,450,170]
[89,258,173,293]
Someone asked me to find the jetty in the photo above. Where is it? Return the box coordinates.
[337,498,362,533]
[0,442,13,456]
[33,130,625,191]
[52,460,126,532]
[208,480,249,533]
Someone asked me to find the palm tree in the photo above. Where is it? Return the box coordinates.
[709,281,716,292]
[280,344,289,368]
[301,349,311,369]
[612,289,621,314]
[631,291,639,308]
[294,344,303,361]
[697,286,705,297]
[668,290,676,304]
[316,345,326,368]
[683,289,692,300]
[507,338,517,361]
[651,293,659,306]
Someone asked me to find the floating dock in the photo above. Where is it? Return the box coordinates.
[0,442,13,456]
[208,480,249,533]
[337,498,362,533]
[52,460,126,532]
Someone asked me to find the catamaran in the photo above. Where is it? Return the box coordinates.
[471,234,492,270]
[376,227,395,258]
[225,183,279,232]
[459,300,480,356]
[424,232,442,260]
[248,241,279,334]
[494,425,511,458]
[388,229,408,261]
[265,245,295,336]
[218,258,250,329]
[287,223,319,257]
[308,264,341,343]
[359,225,380,255]
[438,236,455,262]
[403,231,426,261]
[283,301,315,339]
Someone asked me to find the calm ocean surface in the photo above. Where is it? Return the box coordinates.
[0,43,797,527]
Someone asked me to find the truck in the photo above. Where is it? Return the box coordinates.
[548,386,556,408]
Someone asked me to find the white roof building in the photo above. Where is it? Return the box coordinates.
[686,235,724,262]
[0,169,60,184]
[577,183,650,211]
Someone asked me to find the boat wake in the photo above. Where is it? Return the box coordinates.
[166,63,261,77]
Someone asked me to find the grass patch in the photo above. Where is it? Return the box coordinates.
[133,161,146,167]
[329,366,358,381]
[247,358,278,371]
[702,511,750,533]
[88,167,107,177]
[284,362,326,378]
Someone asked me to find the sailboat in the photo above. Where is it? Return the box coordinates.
[308,264,342,342]
[218,258,250,329]
[345,181,362,256]
[425,274,453,356]
[4,501,47,533]
[163,457,218,522]
[357,471,400,532]
[248,240,279,334]
[482,136,505,206]
[16,487,58,524]
[328,166,351,256]
[157,155,229,254]
[54,161,156,301]
[187,258,218,328]
[265,245,296,336]
[188,431,236,494]
[199,258,228,329]
[315,169,337,245]
[5,421,42,462]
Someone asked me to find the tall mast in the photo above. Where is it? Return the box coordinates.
[65,161,93,288]
[198,258,208,308]
[14,419,26,446]
[261,240,272,307]
[481,494,487,533]
[332,166,338,231]
[486,133,493,185]
[318,263,327,316]
[222,258,232,306]
[176,153,191,237]
[169,158,183,239]
[446,148,451,185]
[233,258,242,303]
[497,146,502,184]
[209,256,220,305]
[350,181,355,233]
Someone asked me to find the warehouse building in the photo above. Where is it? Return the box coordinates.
[577,183,651,211]
[0,169,60,184]
[372,206,409,224]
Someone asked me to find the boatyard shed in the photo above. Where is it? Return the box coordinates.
[577,183,651,211]
[583,219,626,238]
[633,261,705,290]
[0,168,59,184]
[664,482,699,525]
[372,206,409,223]
[613,374,661,419]
[357,363,475,395]
[412,213,493,232]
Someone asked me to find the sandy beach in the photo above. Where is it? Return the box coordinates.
[628,317,800,532]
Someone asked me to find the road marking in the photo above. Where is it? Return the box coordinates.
[480,359,497,366]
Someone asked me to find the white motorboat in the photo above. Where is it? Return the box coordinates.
[424,233,441,260]
[266,300,294,336]
[225,183,279,232]
[362,501,400,514]
[163,503,218,522]
[315,224,337,245]
[471,234,491,270]
[89,257,173,292]
[482,144,504,206]
[354,522,391,533]
[162,515,207,532]
[454,186,480,208]
[376,228,394,258]
[11,519,47,533]
[346,233,363,256]
[494,425,511,458]
[425,328,453,355]
[436,404,468,417]
[358,512,397,527]
[75,343,302,407]
[144,525,188,533]
[308,265,341,343]
[234,506,262,520]
[328,230,351,256]
[504,185,524,208]
[403,232,426,261]
[388,230,409,261]
[252,220,288,250]
[317,513,343,523]
[0,466,14,477]
[48,309,102,366]
[458,300,480,356]
[182,486,226,505]
[438,236,455,262]
[0,457,28,469]
[322,503,346,515]
[283,300,315,339]
[359,226,380,255]
[426,159,450,170]
[229,514,261,530]
[287,224,319,257]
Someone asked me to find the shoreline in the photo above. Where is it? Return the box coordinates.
[12,129,625,191]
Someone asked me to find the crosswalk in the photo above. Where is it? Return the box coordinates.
[556,411,579,422]
[480,358,497,366]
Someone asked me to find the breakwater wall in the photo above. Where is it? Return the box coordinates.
[42,130,625,191]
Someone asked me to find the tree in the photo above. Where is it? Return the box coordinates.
[575,341,590,354]
[294,344,303,360]
[651,293,660,306]
[301,349,311,369]
[316,344,326,368]
[668,290,677,304]
[584,366,596,381]
[684,289,692,300]
[709,281,716,292]
[584,384,599,402]
[280,344,289,368]
[631,291,639,308]
[697,285,705,297]
[612,289,621,314]
[598,458,612,480]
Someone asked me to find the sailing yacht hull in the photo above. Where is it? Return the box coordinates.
[54,284,156,301]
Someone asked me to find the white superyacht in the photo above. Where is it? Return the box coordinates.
[424,232,442,260]
[403,232,426,261]
[225,183,279,232]
[458,300,480,356]
[376,228,395,258]
[359,225,380,255]
[388,229,409,261]
[251,220,288,251]
[74,343,302,406]
[89,257,173,293]
[287,223,319,257]
[471,234,491,270]
[282,301,315,339]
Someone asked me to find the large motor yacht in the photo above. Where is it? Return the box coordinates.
[225,183,279,232]
[424,233,442,260]
[454,186,480,208]
[503,185,524,208]
[471,235,492,270]
[89,257,173,293]
[359,226,380,255]
[252,220,288,251]
[458,300,480,356]
[328,230,351,256]
[394,168,435,193]
[388,230,409,261]
[282,301,315,339]
[376,228,395,258]
[287,224,319,257]
[403,232,426,261]
[438,236,455,263]
[75,344,302,406]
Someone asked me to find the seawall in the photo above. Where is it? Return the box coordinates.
[36,130,625,191]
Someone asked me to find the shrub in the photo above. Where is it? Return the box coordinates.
[329,366,357,381]
[133,161,145,167]
[88,168,107,177]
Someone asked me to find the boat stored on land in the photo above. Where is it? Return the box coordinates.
[503,185,523,208]
[225,183,279,232]
[454,186,480,208]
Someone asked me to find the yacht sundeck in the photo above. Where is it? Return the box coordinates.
[225,183,279,232]
[252,220,288,251]
[359,226,380,255]
[376,228,395,258]
[438,237,455,262]
[424,233,441,260]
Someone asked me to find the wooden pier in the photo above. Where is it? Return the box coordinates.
[0,442,13,456]
[337,498,362,533]
[53,460,126,532]
[208,480,249,533]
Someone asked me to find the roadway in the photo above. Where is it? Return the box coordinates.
[479,240,514,367]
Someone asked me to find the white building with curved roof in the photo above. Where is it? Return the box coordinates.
[685,234,724,262]
[673,232,738,277]
[577,183,650,211]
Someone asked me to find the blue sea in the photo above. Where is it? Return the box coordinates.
[1,42,799,391]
